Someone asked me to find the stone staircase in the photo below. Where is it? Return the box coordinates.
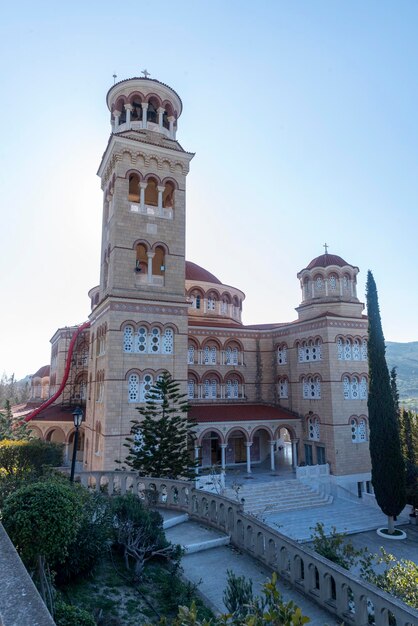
[223,479,333,515]
[163,511,230,554]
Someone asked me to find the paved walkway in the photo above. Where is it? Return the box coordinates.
[263,498,410,542]
[161,510,340,625]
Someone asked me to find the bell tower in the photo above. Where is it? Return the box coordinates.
[85,75,194,470]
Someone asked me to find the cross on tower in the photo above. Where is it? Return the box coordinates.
[323,243,329,254]
[141,69,151,78]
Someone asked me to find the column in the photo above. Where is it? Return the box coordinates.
[124,103,132,127]
[220,443,227,470]
[194,446,200,474]
[325,278,328,296]
[139,182,147,211]
[142,102,148,128]
[245,442,252,474]
[168,115,175,138]
[113,110,121,130]
[157,185,165,215]
[291,440,298,469]
[158,107,164,129]
[147,252,155,284]
[269,441,275,471]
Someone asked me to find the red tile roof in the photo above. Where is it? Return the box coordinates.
[189,403,299,423]
[186,261,222,285]
[305,253,350,270]
[32,365,50,378]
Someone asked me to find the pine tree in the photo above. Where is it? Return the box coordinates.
[0,400,32,441]
[123,372,197,479]
[366,271,406,533]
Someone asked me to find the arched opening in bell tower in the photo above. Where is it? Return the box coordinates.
[152,245,165,277]
[136,243,148,273]
[128,173,140,202]
[144,177,158,206]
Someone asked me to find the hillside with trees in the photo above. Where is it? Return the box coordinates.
[386,342,418,409]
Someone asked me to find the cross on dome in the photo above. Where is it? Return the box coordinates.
[323,242,329,254]
[141,69,151,78]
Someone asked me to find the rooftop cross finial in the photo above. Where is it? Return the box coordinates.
[141,69,151,78]
[323,242,329,254]
[112,73,117,84]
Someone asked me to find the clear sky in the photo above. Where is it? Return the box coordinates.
[1,1,418,379]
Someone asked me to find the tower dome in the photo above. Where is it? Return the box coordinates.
[106,75,182,139]
[296,251,363,321]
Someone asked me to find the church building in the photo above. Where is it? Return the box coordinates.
[20,75,371,496]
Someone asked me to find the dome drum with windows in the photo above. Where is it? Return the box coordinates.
[296,253,364,321]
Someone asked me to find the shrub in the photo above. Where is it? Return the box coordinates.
[2,480,83,567]
[56,488,112,583]
[54,602,96,626]
[0,439,63,477]
[223,570,253,616]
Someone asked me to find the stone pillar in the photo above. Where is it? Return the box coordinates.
[147,252,155,284]
[142,102,148,128]
[269,441,275,471]
[325,279,329,296]
[291,440,298,469]
[158,107,165,129]
[168,115,175,138]
[124,103,132,126]
[220,443,227,470]
[157,185,165,215]
[113,110,121,130]
[194,446,200,474]
[139,182,147,211]
[245,442,252,474]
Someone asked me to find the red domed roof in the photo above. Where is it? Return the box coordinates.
[32,365,50,378]
[185,261,222,285]
[306,253,350,270]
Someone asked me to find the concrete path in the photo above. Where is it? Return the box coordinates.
[263,498,410,542]
[161,511,340,625]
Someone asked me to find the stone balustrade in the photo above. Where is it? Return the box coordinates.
[73,470,418,626]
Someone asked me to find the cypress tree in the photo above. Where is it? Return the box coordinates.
[123,371,197,479]
[366,271,406,533]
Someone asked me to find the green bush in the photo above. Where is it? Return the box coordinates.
[223,570,253,617]
[54,602,96,626]
[2,480,83,567]
[0,439,63,477]
[56,488,112,583]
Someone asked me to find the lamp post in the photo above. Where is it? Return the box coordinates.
[70,406,83,483]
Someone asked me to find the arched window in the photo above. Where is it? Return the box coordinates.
[337,337,344,360]
[140,374,154,402]
[353,339,361,361]
[152,246,165,276]
[128,374,139,402]
[95,421,101,454]
[298,340,322,362]
[351,376,359,399]
[148,328,160,353]
[359,376,368,400]
[225,346,239,366]
[361,339,368,360]
[226,378,239,399]
[277,345,287,365]
[162,328,173,354]
[350,418,358,442]
[308,416,320,441]
[204,378,217,399]
[221,299,228,314]
[147,101,158,123]
[163,181,175,208]
[343,376,350,400]
[136,327,148,353]
[144,178,158,206]
[207,295,216,311]
[128,173,140,202]
[203,346,217,365]
[188,379,195,400]
[278,378,288,399]
[328,274,338,292]
[344,339,352,360]
[187,345,195,365]
[303,376,321,399]
[358,418,367,441]
[136,243,148,274]
[315,275,324,295]
[131,100,142,121]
